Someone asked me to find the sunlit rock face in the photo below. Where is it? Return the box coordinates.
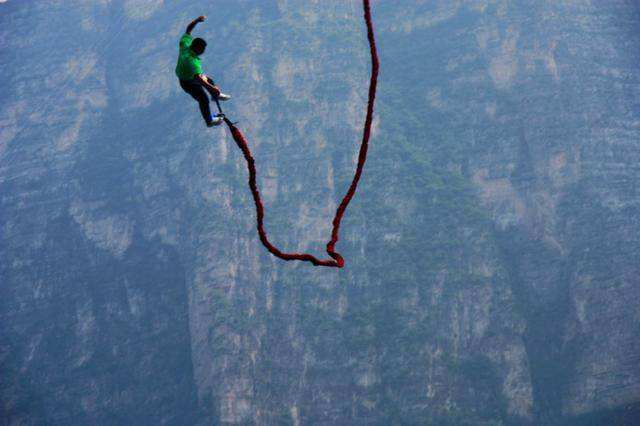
[1,0,639,424]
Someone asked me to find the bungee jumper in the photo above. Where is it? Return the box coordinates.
[177,1,378,268]
[175,15,231,127]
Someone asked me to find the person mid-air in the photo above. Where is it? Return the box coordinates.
[175,15,231,127]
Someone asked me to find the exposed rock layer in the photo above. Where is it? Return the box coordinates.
[1,0,639,424]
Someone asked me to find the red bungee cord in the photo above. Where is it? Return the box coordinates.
[221,0,379,268]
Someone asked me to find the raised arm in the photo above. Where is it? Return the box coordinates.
[186,15,206,34]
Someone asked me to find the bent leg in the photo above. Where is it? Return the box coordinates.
[180,80,213,125]
[204,76,221,98]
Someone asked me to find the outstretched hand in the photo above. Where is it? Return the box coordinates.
[186,15,206,34]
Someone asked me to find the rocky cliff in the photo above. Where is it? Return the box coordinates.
[1,0,639,424]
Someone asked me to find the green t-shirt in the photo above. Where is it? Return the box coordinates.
[175,34,203,81]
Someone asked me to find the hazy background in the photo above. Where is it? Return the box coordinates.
[1,0,640,424]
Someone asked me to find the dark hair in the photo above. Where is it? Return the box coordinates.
[191,38,207,55]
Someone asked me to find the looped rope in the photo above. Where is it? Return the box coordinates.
[221,0,379,268]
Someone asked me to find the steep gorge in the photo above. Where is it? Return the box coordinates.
[1,1,639,424]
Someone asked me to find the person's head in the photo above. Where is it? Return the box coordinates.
[191,38,207,55]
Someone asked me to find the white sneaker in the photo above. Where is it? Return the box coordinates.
[207,116,223,127]
[217,93,231,101]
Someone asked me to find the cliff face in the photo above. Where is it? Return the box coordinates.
[1,0,639,424]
